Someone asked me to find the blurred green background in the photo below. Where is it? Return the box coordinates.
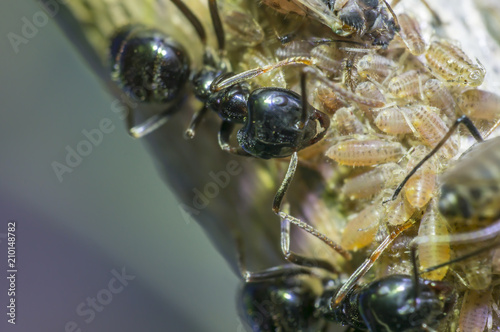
[0,2,243,331]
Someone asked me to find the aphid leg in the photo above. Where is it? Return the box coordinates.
[126,103,177,138]
[217,121,251,156]
[387,115,484,202]
[184,105,209,139]
[332,222,414,308]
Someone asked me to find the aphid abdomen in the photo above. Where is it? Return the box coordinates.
[423,79,456,122]
[403,105,459,159]
[341,202,382,251]
[316,85,347,114]
[458,290,491,332]
[342,163,404,200]
[333,107,364,136]
[457,89,500,121]
[311,44,344,76]
[461,249,492,290]
[404,145,437,208]
[387,70,428,100]
[357,54,396,81]
[385,193,415,226]
[425,40,485,87]
[418,200,450,280]
[326,139,405,166]
[355,81,386,117]
[398,13,427,56]
[374,107,413,135]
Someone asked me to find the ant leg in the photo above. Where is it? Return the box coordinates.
[273,152,352,264]
[185,105,209,139]
[387,115,483,202]
[126,104,176,138]
[234,211,315,282]
[218,121,252,156]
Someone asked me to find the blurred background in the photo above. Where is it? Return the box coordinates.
[0,2,242,331]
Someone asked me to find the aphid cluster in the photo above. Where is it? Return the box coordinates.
[49,0,500,331]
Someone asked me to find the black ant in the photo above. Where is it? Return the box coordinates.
[238,214,500,332]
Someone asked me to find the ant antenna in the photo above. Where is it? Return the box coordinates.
[171,0,207,46]
[387,115,484,203]
[208,0,225,56]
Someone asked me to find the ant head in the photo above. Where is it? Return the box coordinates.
[236,87,330,159]
[356,275,456,331]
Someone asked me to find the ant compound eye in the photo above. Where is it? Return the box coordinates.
[271,94,289,107]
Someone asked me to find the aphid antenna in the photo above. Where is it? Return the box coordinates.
[331,221,414,309]
[387,115,483,203]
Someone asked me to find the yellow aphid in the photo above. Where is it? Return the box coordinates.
[426,40,485,87]
[316,85,347,114]
[375,107,413,135]
[458,290,491,332]
[402,105,459,159]
[385,194,415,226]
[341,202,382,251]
[398,13,426,55]
[342,163,404,200]
[423,79,456,122]
[326,138,405,166]
[333,107,364,136]
[457,89,500,121]
[404,145,437,208]
[355,81,386,116]
[311,44,344,75]
[387,70,429,100]
[357,53,397,81]
[418,200,450,280]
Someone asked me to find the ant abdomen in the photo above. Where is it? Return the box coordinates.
[110,25,190,103]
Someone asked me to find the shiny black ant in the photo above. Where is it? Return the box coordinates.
[238,217,500,332]
[109,0,211,137]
